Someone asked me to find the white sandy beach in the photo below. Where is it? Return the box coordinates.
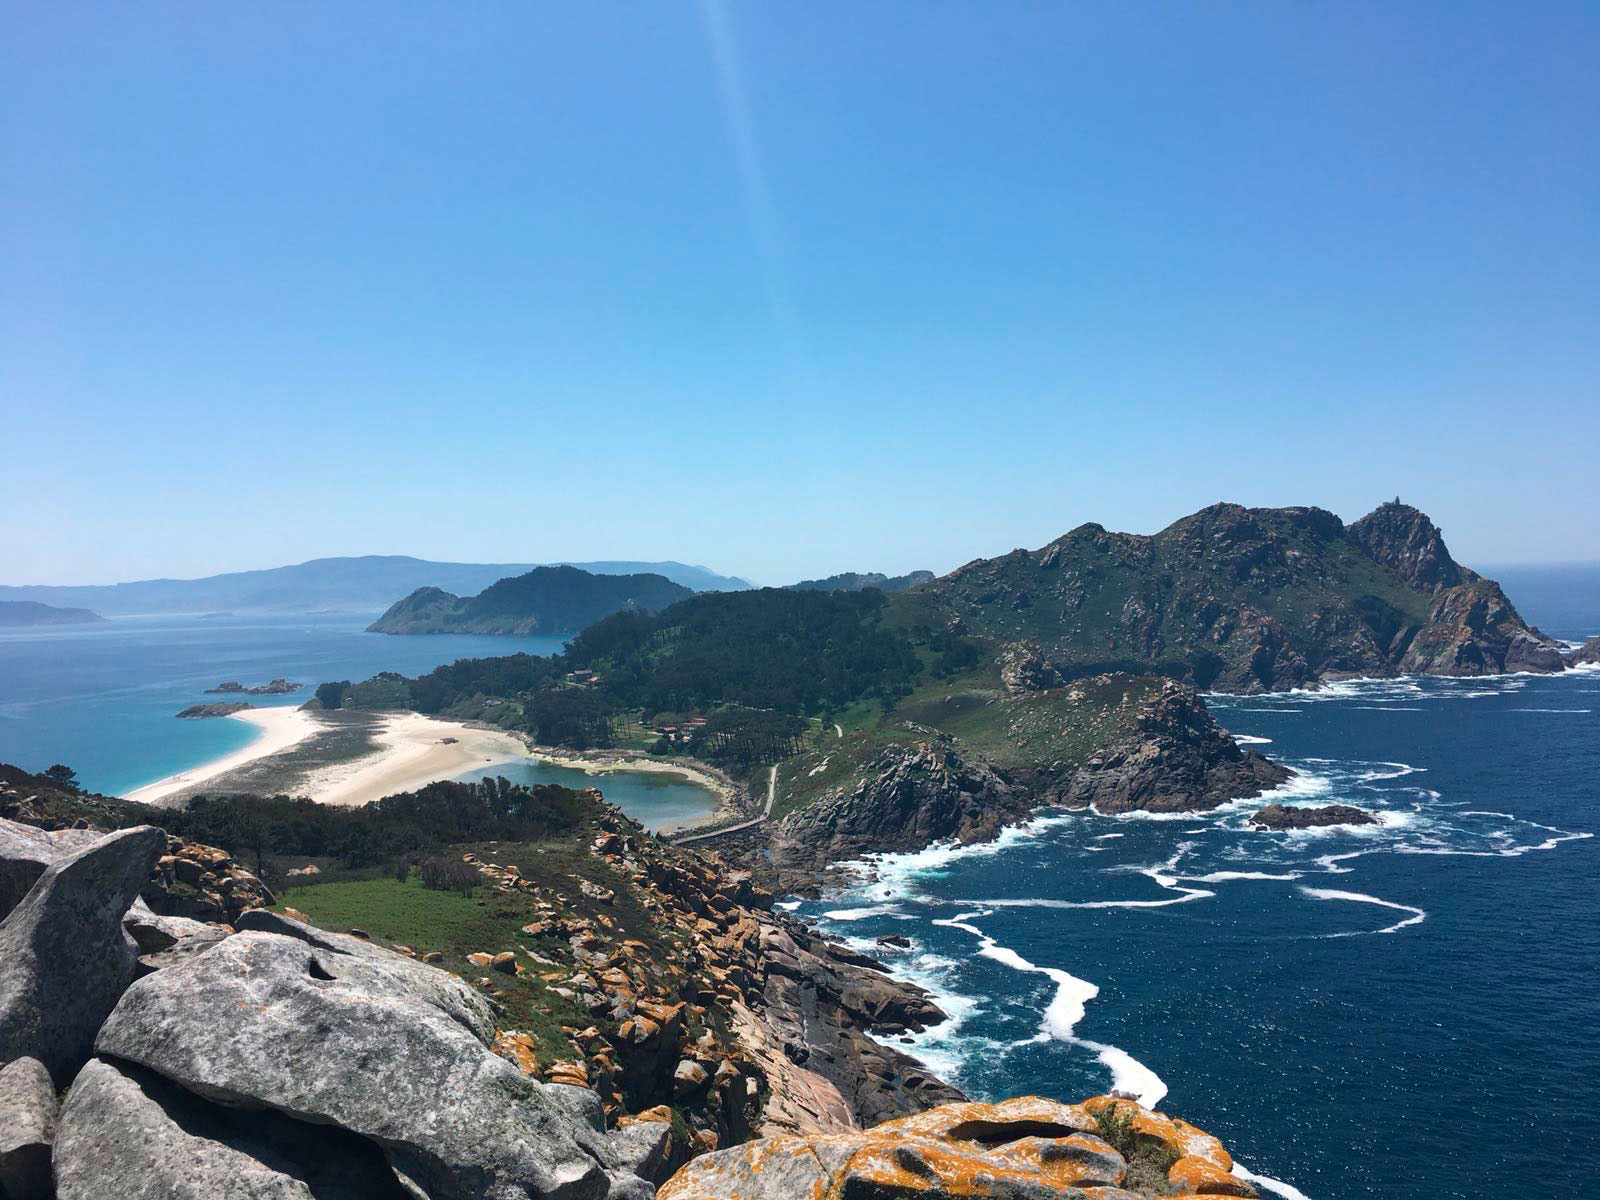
[124,706,735,820]
[301,713,528,806]
[124,706,321,804]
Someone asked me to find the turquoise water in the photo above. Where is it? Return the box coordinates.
[797,580,1599,1200]
[0,613,566,795]
[452,759,718,833]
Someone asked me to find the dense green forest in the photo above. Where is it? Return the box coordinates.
[327,588,986,762]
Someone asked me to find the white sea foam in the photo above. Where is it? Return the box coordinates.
[773,899,801,911]
[1092,832,1126,840]
[1075,1037,1168,1108]
[820,904,912,922]
[1299,886,1426,936]
[932,910,1167,1104]
[1185,870,1302,883]
[1233,1161,1314,1200]
[1232,733,1273,745]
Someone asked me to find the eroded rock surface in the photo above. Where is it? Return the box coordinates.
[1066,680,1289,815]
[0,824,163,1082]
[0,1056,57,1200]
[96,922,624,1199]
[1251,803,1376,830]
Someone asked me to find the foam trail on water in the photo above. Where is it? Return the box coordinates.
[932,911,1167,1106]
[1075,1037,1167,1108]
[1232,733,1273,745]
[1299,886,1426,936]
[1233,1161,1314,1200]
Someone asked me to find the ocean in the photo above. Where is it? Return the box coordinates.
[0,612,567,795]
[795,569,1599,1200]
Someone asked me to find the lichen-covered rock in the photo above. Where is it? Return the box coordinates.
[122,897,231,973]
[54,1057,409,1200]
[0,1056,57,1200]
[0,825,164,1083]
[95,922,624,1199]
[1398,579,1567,677]
[658,1095,1128,1199]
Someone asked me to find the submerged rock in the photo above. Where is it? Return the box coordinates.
[0,825,164,1083]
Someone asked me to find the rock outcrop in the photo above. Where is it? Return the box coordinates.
[1250,803,1376,830]
[773,737,1034,874]
[1397,579,1568,676]
[659,1093,1254,1199]
[1066,680,1290,815]
[0,825,163,1082]
[1568,636,1600,666]
[96,917,639,1199]
[206,678,301,694]
[176,701,253,719]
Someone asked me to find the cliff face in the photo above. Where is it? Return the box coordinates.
[1065,678,1290,814]
[923,500,1565,692]
[771,738,1034,877]
[368,566,693,636]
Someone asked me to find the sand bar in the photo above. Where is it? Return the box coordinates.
[124,706,321,804]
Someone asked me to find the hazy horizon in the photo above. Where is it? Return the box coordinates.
[5,4,1597,585]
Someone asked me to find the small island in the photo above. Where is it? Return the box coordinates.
[1250,803,1377,830]
[0,600,107,627]
[205,678,301,695]
[176,702,255,719]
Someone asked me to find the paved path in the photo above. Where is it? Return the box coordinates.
[674,765,777,845]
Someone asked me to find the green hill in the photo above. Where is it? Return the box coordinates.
[367,565,694,636]
[925,501,1565,691]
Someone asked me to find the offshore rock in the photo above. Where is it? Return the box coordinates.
[0,1057,57,1200]
[1066,680,1289,814]
[0,825,164,1083]
[55,1057,409,1200]
[1568,635,1600,666]
[95,923,628,1200]
[1251,803,1376,830]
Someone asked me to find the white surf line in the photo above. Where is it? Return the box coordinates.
[931,910,1168,1108]
[1233,1161,1315,1200]
[1298,886,1426,937]
[834,722,843,739]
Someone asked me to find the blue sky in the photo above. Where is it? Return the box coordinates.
[4,2,1596,586]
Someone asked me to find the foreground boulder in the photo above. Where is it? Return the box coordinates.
[0,1057,57,1200]
[0,825,164,1083]
[55,1058,409,1200]
[95,916,640,1199]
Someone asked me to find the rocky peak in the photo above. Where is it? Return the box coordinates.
[1348,501,1469,594]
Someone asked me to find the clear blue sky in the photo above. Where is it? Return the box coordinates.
[4,2,1596,586]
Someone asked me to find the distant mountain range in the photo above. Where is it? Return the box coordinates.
[786,570,935,593]
[0,600,106,627]
[367,566,694,636]
[0,557,752,616]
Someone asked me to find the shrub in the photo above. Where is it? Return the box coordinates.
[418,855,480,897]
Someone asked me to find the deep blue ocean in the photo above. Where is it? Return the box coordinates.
[797,568,1600,1200]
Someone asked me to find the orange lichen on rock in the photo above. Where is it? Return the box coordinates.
[1084,1094,1233,1169]
[658,1093,1256,1200]
[1168,1153,1257,1197]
